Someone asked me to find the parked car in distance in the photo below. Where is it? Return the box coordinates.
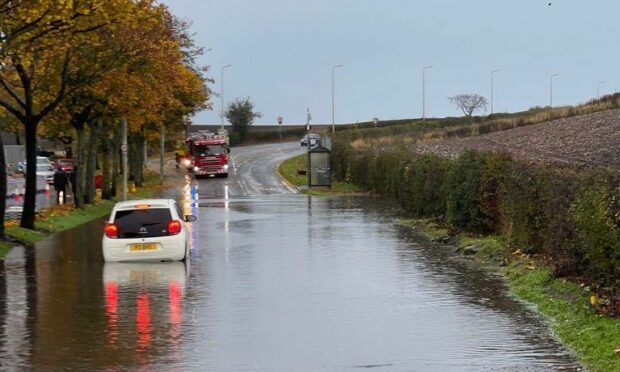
[57,159,75,173]
[301,133,320,146]
[22,156,55,183]
[36,164,55,184]
[102,199,196,262]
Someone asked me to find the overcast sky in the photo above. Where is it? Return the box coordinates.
[162,0,620,125]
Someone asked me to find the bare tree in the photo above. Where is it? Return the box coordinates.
[448,94,488,117]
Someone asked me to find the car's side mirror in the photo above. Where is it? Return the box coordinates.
[185,215,197,223]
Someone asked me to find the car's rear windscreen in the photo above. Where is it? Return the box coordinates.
[114,208,172,239]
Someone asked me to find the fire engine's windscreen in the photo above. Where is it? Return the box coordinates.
[193,144,227,156]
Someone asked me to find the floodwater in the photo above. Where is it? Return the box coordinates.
[0,143,579,371]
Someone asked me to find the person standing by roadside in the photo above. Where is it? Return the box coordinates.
[53,166,68,205]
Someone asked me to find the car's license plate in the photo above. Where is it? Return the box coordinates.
[129,243,157,252]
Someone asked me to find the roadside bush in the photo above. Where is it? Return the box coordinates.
[499,163,551,253]
[446,151,489,232]
[479,152,512,233]
[404,155,450,217]
[572,182,620,284]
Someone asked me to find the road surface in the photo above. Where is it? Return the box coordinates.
[0,142,578,371]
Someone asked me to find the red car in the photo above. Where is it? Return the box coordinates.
[57,159,75,173]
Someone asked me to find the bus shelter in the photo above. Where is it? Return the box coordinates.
[307,141,332,188]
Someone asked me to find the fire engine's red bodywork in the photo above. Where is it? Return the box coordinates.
[186,135,230,177]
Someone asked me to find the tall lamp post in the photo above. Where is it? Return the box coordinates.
[221,64,232,130]
[422,65,433,121]
[549,73,559,108]
[597,80,606,99]
[491,69,500,114]
[331,64,344,133]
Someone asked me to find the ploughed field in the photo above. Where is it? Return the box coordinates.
[413,109,620,168]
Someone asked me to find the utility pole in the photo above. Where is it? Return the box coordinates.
[277,115,283,140]
[332,64,344,133]
[597,80,606,99]
[121,117,128,201]
[306,107,311,188]
[221,64,232,130]
[422,65,433,121]
[491,69,500,114]
[550,73,559,107]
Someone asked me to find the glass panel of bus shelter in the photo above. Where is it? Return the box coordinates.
[310,152,331,187]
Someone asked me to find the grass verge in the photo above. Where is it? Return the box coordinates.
[403,218,620,372]
[0,242,13,259]
[2,169,164,254]
[278,154,364,196]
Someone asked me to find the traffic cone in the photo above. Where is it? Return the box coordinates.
[44,183,50,195]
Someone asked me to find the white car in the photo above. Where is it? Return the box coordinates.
[36,164,55,184]
[23,156,55,183]
[102,199,196,262]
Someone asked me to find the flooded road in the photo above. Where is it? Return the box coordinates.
[0,143,579,370]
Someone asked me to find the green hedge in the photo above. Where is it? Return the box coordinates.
[333,143,620,285]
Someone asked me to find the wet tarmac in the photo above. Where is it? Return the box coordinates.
[0,143,579,370]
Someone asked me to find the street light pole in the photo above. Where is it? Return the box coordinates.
[221,64,232,130]
[597,80,606,99]
[332,64,344,133]
[491,69,500,115]
[422,65,433,121]
[550,73,559,108]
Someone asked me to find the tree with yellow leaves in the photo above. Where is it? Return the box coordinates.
[0,0,140,228]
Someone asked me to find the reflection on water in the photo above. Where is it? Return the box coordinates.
[0,195,580,371]
[102,261,187,369]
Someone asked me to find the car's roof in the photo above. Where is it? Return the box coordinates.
[113,199,176,210]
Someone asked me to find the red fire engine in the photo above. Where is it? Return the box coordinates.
[185,131,230,178]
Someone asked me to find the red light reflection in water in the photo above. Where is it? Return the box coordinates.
[105,281,119,348]
[136,292,151,353]
[169,281,182,333]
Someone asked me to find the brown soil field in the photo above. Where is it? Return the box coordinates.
[413,109,620,169]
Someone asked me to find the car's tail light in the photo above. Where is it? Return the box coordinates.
[167,220,182,235]
[105,223,119,239]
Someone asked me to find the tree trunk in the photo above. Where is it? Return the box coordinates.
[20,121,38,229]
[83,119,100,204]
[74,124,86,208]
[101,127,112,200]
[0,133,7,239]
[111,126,121,198]
[128,133,144,187]
[159,125,165,185]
